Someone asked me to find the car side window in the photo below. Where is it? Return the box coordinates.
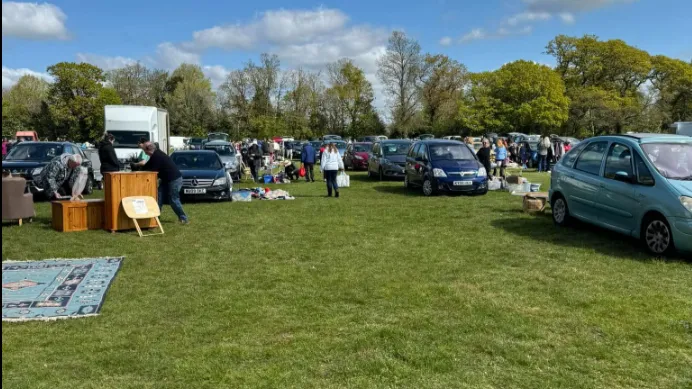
[634,152,655,185]
[417,145,427,161]
[63,144,73,155]
[604,143,634,179]
[561,142,587,168]
[408,144,418,158]
[575,141,608,176]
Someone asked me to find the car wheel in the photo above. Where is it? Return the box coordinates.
[367,169,373,179]
[643,216,674,256]
[422,178,436,197]
[83,175,94,195]
[551,194,571,226]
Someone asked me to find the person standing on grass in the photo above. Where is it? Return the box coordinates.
[142,142,189,225]
[320,143,344,198]
[98,134,121,174]
[493,139,507,179]
[537,135,551,172]
[248,140,262,182]
[285,141,294,160]
[477,139,493,179]
[301,142,316,182]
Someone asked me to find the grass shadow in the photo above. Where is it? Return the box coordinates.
[491,217,690,262]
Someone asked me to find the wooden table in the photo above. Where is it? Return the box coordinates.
[51,199,105,232]
[104,172,159,232]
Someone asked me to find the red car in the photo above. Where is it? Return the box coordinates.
[343,142,373,170]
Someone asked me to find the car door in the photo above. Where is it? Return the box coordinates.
[406,144,420,186]
[596,142,639,234]
[566,141,608,221]
[415,144,430,185]
[344,144,352,168]
[369,143,380,174]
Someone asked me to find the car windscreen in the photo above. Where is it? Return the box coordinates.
[5,144,64,161]
[382,143,411,156]
[429,144,476,161]
[205,145,235,156]
[172,154,222,170]
[107,131,150,148]
[642,143,692,180]
[353,144,371,152]
[208,134,229,141]
[189,138,205,145]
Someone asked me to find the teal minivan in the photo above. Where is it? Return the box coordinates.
[550,134,692,256]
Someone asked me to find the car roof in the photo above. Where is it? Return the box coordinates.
[586,134,691,144]
[416,140,463,145]
[377,139,412,144]
[353,142,372,145]
[204,140,232,146]
[173,150,218,154]
[12,141,70,146]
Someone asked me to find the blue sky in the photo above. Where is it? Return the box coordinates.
[3,0,691,106]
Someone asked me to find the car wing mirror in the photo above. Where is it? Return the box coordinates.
[614,171,634,184]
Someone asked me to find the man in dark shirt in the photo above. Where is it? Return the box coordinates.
[142,142,188,224]
[476,138,493,180]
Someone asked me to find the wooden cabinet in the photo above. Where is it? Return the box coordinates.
[104,172,158,232]
[51,200,105,232]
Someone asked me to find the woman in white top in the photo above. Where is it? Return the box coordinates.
[320,143,345,198]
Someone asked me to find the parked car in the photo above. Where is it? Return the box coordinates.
[550,134,692,256]
[368,140,413,180]
[343,142,373,170]
[207,133,230,142]
[203,140,241,181]
[323,135,342,141]
[188,137,206,150]
[322,140,347,158]
[405,140,488,196]
[309,141,322,160]
[171,150,232,201]
[291,141,307,159]
[442,136,463,141]
[359,135,388,142]
[419,134,435,140]
[2,141,96,196]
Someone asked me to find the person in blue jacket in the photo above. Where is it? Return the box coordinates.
[301,142,316,182]
[493,139,507,179]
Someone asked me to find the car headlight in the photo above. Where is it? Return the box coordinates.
[433,168,447,178]
[32,167,44,176]
[477,167,487,178]
[681,196,692,213]
[213,177,228,187]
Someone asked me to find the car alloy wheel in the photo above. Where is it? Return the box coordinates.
[553,198,567,224]
[84,176,94,195]
[423,179,434,196]
[645,219,672,255]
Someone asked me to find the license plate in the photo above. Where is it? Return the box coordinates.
[453,181,473,186]
[184,188,206,194]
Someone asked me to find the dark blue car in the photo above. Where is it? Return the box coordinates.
[171,151,232,201]
[405,140,488,196]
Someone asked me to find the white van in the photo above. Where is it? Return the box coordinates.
[105,105,170,161]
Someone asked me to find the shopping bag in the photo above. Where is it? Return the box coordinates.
[299,165,306,177]
[337,171,350,188]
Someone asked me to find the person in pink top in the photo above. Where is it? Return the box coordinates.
[2,137,8,157]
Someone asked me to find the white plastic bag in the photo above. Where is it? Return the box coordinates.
[337,171,350,188]
[488,178,502,191]
[71,167,88,197]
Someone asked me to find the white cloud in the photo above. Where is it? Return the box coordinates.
[76,53,137,71]
[2,1,69,40]
[505,11,552,26]
[460,29,487,43]
[154,42,201,69]
[202,65,230,89]
[559,12,576,24]
[189,8,349,51]
[525,0,636,13]
[439,36,453,46]
[2,66,53,88]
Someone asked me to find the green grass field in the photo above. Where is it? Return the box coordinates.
[2,170,691,389]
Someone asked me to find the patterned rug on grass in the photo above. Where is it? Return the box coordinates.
[2,257,123,322]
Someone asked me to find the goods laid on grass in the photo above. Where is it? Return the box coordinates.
[2,257,123,322]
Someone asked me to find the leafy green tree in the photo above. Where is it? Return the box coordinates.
[45,62,121,141]
[327,59,376,138]
[107,63,169,107]
[165,64,215,137]
[650,55,692,125]
[2,75,49,137]
[420,55,468,135]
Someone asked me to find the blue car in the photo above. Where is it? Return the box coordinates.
[550,134,692,256]
[404,140,488,196]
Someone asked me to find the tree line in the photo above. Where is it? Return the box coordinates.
[3,33,690,142]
